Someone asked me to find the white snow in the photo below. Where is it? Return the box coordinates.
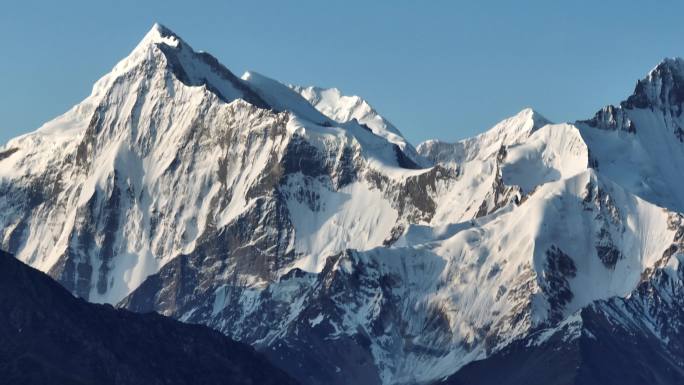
[502,123,588,193]
[577,108,684,213]
[242,71,328,124]
[418,107,550,164]
[285,175,398,273]
[291,84,425,165]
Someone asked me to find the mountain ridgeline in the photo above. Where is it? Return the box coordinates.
[0,250,299,385]
[2,23,684,385]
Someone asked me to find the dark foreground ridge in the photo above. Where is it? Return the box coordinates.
[0,250,299,385]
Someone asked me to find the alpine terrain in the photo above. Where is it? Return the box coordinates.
[2,23,684,385]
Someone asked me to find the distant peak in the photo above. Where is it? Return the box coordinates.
[517,107,536,117]
[641,57,684,88]
[649,57,684,77]
[241,70,330,124]
[517,107,547,121]
[313,86,344,99]
[622,57,684,110]
[510,108,551,131]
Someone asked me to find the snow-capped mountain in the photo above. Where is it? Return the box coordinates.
[2,23,684,385]
[0,23,426,303]
[443,213,684,385]
[418,107,551,165]
[289,84,425,166]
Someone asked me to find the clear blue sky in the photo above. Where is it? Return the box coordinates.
[2,0,683,146]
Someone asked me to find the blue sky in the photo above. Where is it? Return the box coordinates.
[2,1,683,145]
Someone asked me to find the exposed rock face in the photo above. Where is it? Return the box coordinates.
[575,57,684,213]
[579,104,636,133]
[625,58,684,111]
[541,246,577,323]
[474,146,521,218]
[0,250,299,385]
[442,253,684,385]
[4,24,684,385]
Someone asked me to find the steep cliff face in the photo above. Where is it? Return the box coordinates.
[4,24,684,385]
[576,58,684,213]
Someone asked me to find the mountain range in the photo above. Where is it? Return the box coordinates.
[2,23,684,384]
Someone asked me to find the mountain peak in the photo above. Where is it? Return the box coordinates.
[101,23,185,88]
[150,22,175,36]
[516,106,538,117]
[110,24,269,108]
[623,56,684,110]
[579,57,684,133]
[417,107,552,165]
[135,22,183,52]
[649,57,684,77]
[514,107,550,127]
[478,107,550,141]
[289,83,427,166]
